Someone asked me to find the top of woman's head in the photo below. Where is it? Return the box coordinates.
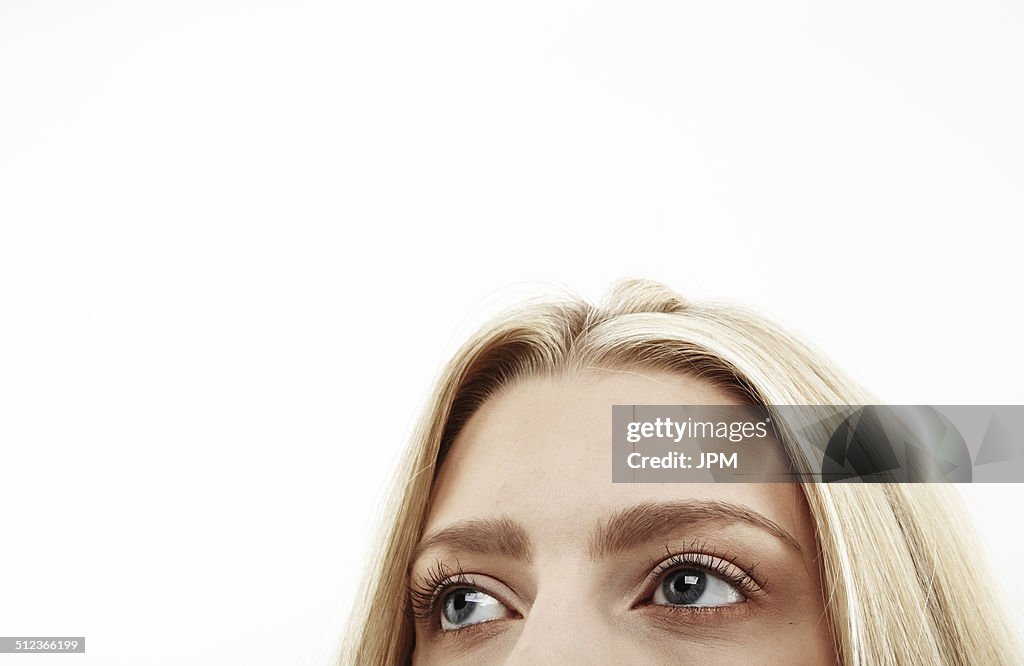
[437,278,872,469]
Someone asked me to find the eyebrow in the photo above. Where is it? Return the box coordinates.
[411,517,533,567]
[410,500,801,570]
[588,499,803,558]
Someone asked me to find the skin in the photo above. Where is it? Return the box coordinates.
[410,369,836,664]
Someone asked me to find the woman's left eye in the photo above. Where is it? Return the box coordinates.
[440,588,511,630]
[652,567,744,607]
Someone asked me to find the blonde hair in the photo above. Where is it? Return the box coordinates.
[340,279,1019,665]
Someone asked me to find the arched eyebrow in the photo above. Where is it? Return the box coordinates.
[588,499,803,558]
[410,500,801,570]
[411,517,534,568]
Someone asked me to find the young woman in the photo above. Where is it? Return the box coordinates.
[342,279,1018,664]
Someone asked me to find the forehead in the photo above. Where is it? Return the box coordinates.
[424,370,804,544]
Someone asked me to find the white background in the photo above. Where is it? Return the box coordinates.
[2,2,1022,664]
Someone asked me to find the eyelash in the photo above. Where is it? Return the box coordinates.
[644,540,766,603]
[408,559,476,625]
[409,543,766,633]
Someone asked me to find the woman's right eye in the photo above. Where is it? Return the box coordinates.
[439,588,512,631]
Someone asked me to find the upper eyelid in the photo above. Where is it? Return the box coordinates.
[649,541,767,588]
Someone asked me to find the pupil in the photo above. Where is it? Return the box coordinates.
[443,589,477,625]
[664,568,706,605]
